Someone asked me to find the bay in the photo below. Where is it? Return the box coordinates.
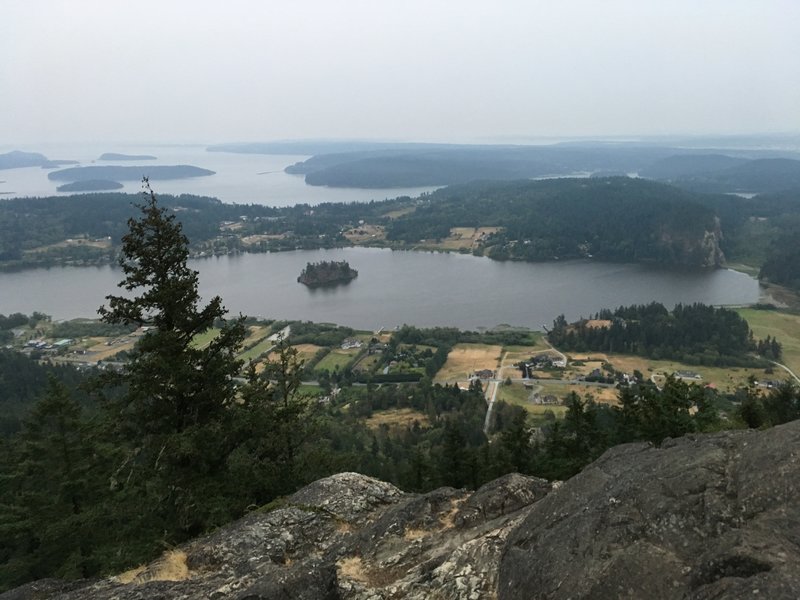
[0,248,760,331]
[0,143,437,206]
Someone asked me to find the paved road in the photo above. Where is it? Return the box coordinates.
[771,360,800,384]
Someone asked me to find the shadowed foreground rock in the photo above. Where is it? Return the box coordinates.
[1,473,551,600]
[499,420,800,599]
[4,422,799,599]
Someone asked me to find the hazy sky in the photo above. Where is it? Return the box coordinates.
[2,0,799,145]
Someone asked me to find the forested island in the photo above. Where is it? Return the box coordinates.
[297,260,358,287]
[275,142,800,191]
[56,179,123,192]
[0,150,77,170]
[98,153,157,161]
[47,165,215,181]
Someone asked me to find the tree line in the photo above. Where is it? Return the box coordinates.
[547,302,776,366]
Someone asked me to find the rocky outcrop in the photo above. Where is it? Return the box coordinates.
[4,422,800,600]
[499,420,800,599]
[3,473,551,600]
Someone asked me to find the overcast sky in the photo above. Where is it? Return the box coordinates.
[2,0,799,146]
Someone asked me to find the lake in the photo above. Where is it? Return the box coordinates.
[0,248,760,330]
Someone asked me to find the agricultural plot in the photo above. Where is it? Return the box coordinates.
[316,347,362,372]
[496,384,569,423]
[365,408,430,431]
[737,308,800,377]
[434,343,502,382]
[239,337,276,362]
[190,327,221,349]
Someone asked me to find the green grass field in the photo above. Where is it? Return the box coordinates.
[496,383,569,424]
[238,337,275,362]
[315,348,361,372]
[190,327,221,349]
[737,308,800,376]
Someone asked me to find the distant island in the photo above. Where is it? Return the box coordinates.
[47,165,215,182]
[98,153,157,161]
[297,260,358,287]
[56,180,124,192]
[0,150,77,170]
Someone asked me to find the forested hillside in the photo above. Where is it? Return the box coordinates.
[386,178,723,266]
[547,302,773,366]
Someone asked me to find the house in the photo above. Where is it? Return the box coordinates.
[675,370,702,381]
[474,369,496,380]
[340,338,363,350]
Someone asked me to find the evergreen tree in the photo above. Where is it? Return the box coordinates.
[96,180,246,538]
[0,378,103,587]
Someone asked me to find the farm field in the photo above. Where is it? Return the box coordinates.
[267,343,323,364]
[737,308,800,377]
[191,327,221,349]
[316,347,362,372]
[496,384,569,423]
[365,408,430,431]
[239,337,275,362]
[434,343,502,382]
[430,226,503,251]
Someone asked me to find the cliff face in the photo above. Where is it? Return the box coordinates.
[499,420,800,599]
[4,422,800,600]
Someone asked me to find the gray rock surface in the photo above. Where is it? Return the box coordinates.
[5,422,800,600]
[2,472,550,600]
[499,420,800,600]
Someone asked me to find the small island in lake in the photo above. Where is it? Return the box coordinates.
[297,260,358,287]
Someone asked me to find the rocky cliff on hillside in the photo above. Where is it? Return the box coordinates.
[4,422,799,600]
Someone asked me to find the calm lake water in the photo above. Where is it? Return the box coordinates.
[0,248,760,330]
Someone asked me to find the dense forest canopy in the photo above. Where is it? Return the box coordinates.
[386,178,723,266]
[547,302,773,366]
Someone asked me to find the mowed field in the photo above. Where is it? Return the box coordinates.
[496,384,570,424]
[737,308,800,377]
[316,347,362,372]
[433,227,503,251]
[434,343,503,382]
[365,408,430,431]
